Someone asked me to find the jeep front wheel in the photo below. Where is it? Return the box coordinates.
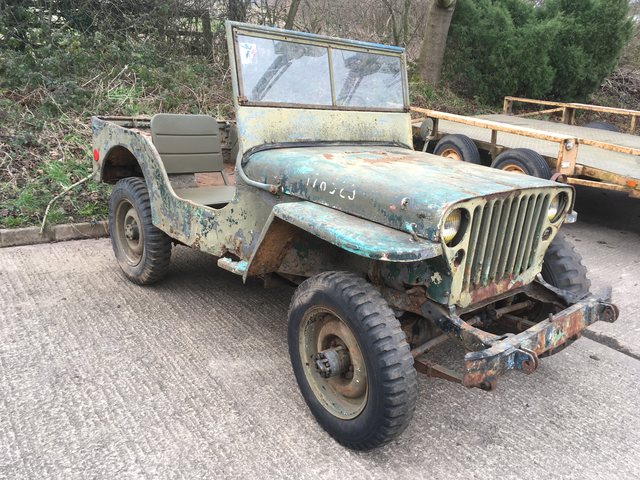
[542,232,591,298]
[109,177,172,285]
[288,272,417,450]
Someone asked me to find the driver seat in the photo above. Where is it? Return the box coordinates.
[150,113,235,206]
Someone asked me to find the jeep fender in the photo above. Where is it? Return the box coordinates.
[244,201,442,280]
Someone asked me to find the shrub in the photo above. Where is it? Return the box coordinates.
[443,0,632,105]
[542,0,633,101]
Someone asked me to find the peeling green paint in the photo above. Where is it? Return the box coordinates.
[92,21,573,312]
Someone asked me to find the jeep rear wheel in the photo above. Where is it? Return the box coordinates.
[109,177,172,285]
[288,272,417,450]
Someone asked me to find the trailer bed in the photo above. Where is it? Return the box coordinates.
[437,114,640,181]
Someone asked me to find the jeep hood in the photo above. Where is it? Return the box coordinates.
[243,145,562,241]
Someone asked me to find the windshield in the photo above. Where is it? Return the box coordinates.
[235,33,405,110]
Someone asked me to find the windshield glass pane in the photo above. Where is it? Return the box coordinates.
[237,34,332,106]
[332,49,403,109]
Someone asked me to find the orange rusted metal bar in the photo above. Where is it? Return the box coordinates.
[412,103,639,198]
[516,107,564,118]
[566,177,634,193]
[410,106,579,175]
[574,165,640,190]
[504,96,564,108]
[578,137,640,156]
[503,97,513,114]
[410,107,576,144]
[568,102,640,116]
[505,97,640,130]
[490,129,498,159]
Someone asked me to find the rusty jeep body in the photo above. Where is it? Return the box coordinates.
[92,22,618,450]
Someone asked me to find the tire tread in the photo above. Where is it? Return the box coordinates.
[288,271,417,450]
[434,134,482,164]
[109,177,172,285]
[542,233,591,297]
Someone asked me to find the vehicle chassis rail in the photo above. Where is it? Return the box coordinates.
[414,288,619,391]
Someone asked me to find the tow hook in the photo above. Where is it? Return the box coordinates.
[600,302,619,323]
[515,348,539,374]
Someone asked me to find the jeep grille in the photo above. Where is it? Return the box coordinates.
[462,192,551,291]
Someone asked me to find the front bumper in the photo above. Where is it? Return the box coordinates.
[462,290,619,390]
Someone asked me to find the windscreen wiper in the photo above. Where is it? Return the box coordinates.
[252,55,291,101]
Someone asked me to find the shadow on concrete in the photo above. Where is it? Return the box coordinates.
[573,185,640,234]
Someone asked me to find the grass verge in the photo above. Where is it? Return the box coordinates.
[0,33,231,229]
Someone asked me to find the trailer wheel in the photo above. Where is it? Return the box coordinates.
[542,233,591,299]
[433,134,481,164]
[109,177,172,285]
[288,272,417,450]
[584,121,619,133]
[491,148,552,179]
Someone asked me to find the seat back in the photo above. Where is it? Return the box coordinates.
[150,114,223,174]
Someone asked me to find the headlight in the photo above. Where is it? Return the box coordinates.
[442,209,462,244]
[547,193,567,222]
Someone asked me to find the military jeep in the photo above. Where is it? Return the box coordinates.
[91,21,618,450]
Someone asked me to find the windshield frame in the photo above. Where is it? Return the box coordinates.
[229,22,409,113]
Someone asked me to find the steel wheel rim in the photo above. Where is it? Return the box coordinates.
[503,164,526,174]
[114,199,144,266]
[440,148,462,161]
[299,306,368,419]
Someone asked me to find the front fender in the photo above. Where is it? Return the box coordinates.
[245,201,442,280]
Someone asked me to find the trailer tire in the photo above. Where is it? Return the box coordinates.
[288,271,417,450]
[109,177,172,285]
[584,121,619,133]
[542,233,591,299]
[434,134,482,164]
[491,148,552,179]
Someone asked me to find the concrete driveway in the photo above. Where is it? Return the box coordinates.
[1,186,639,479]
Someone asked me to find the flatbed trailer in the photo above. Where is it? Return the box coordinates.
[411,98,640,198]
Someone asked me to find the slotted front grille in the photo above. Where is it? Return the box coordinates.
[462,192,551,291]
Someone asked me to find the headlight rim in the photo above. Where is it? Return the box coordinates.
[442,208,468,247]
[547,192,568,223]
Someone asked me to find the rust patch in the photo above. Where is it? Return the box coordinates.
[470,277,526,304]
[192,233,202,251]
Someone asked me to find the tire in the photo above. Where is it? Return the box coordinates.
[108,177,172,285]
[433,134,481,164]
[584,121,619,133]
[536,233,591,355]
[542,233,591,299]
[491,148,553,179]
[288,272,417,450]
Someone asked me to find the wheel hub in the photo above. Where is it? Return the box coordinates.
[503,164,526,174]
[114,200,144,266]
[299,307,368,419]
[124,222,139,241]
[441,148,462,161]
[314,346,350,378]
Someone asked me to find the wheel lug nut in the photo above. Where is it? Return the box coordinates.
[314,346,350,378]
